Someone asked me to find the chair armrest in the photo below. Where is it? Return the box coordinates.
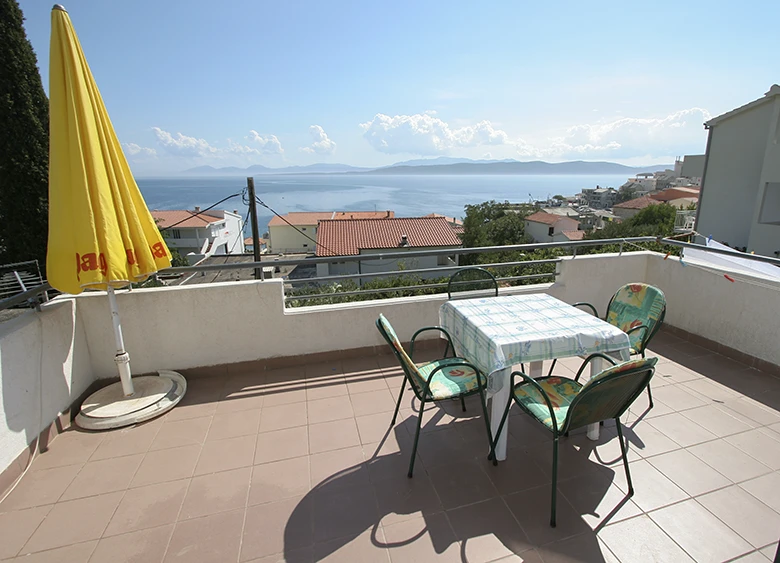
[422,361,485,398]
[624,324,649,351]
[410,326,456,359]
[511,370,560,434]
[572,302,599,317]
[574,353,619,383]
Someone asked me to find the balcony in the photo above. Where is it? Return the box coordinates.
[674,210,697,233]
[0,248,778,562]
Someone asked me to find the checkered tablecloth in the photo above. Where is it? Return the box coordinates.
[439,294,630,392]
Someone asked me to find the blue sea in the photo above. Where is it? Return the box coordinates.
[136,174,628,235]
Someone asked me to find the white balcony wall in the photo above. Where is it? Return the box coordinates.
[0,299,92,473]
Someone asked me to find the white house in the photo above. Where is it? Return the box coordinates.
[267,211,394,254]
[611,196,661,220]
[151,208,245,261]
[315,216,460,282]
[523,212,580,242]
[695,85,780,257]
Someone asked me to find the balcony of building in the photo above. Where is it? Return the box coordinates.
[0,243,778,562]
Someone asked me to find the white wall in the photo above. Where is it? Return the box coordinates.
[269,224,317,254]
[748,97,780,257]
[525,217,579,242]
[697,101,772,249]
[0,299,93,473]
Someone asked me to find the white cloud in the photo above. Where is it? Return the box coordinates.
[123,143,157,157]
[248,131,284,154]
[152,127,218,157]
[301,125,337,155]
[522,108,711,159]
[359,113,511,155]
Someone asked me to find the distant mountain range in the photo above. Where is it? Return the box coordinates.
[181,158,671,177]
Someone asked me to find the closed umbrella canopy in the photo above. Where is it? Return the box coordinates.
[47,5,170,294]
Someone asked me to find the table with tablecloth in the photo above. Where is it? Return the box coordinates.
[439,293,631,460]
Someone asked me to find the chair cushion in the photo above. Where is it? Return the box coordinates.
[605,283,666,352]
[513,376,583,430]
[416,360,487,400]
[584,357,658,388]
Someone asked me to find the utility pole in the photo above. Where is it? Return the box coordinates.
[246,177,263,279]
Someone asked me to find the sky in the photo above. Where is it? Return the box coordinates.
[18,0,780,175]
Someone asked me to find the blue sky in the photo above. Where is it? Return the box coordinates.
[19,0,780,175]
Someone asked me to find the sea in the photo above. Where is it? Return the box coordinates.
[136,174,628,235]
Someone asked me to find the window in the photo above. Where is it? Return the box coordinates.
[758,182,780,225]
[172,229,181,239]
[301,227,307,231]
[303,244,308,247]
[548,226,554,237]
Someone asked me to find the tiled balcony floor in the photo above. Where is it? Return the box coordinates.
[2,329,780,562]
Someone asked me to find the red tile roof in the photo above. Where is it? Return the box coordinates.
[649,187,700,202]
[561,230,585,240]
[151,210,224,229]
[268,211,394,227]
[612,196,661,210]
[316,217,462,257]
[524,211,565,225]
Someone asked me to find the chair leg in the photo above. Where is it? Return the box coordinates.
[615,418,634,496]
[550,435,559,528]
[546,359,557,377]
[646,383,654,409]
[489,393,514,465]
[391,376,407,426]
[460,396,467,412]
[477,386,493,462]
[408,397,426,478]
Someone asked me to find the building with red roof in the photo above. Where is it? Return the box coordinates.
[267,211,394,254]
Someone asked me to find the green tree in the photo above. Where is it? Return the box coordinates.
[615,185,637,204]
[0,0,49,268]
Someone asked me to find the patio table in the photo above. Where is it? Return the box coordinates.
[439,293,630,461]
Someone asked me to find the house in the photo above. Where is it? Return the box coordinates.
[523,212,580,242]
[695,85,780,257]
[243,237,267,254]
[581,187,618,209]
[680,154,705,185]
[540,206,580,219]
[650,187,700,209]
[315,216,460,281]
[151,208,245,261]
[423,213,464,236]
[578,208,619,231]
[612,196,661,220]
[267,211,394,254]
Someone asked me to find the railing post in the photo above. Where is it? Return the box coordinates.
[619,241,624,256]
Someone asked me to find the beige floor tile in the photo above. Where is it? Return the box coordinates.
[194,435,256,475]
[165,509,244,563]
[0,463,81,510]
[259,402,308,433]
[613,459,688,512]
[688,439,773,483]
[60,454,144,501]
[683,378,742,404]
[89,421,162,461]
[150,417,211,451]
[383,513,462,562]
[646,412,718,448]
[698,485,780,549]
[373,471,443,527]
[355,412,397,444]
[760,543,778,560]
[648,449,731,496]
[623,423,681,459]
[311,483,379,543]
[504,483,590,547]
[726,429,780,470]
[308,418,361,454]
[255,426,309,465]
[447,497,532,563]
[130,445,200,487]
[309,445,367,489]
[679,404,754,438]
[306,395,354,424]
[649,384,707,412]
[7,541,97,563]
[249,456,310,506]
[242,496,314,562]
[599,515,695,563]
[314,527,389,563]
[90,524,173,563]
[0,505,52,559]
[261,385,307,408]
[718,397,780,426]
[206,409,262,441]
[729,551,774,562]
[21,491,123,554]
[650,499,752,562]
[304,376,348,401]
[31,430,104,471]
[180,467,251,519]
[347,373,390,395]
[104,479,188,536]
[427,459,499,511]
[558,472,642,529]
[740,472,780,513]
[349,388,397,417]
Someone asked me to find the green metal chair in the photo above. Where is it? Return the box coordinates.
[376,314,493,478]
[547,283,666,407]
[447,267,499,299]
[490,355,657,527]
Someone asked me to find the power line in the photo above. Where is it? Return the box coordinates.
[254,196,341,256]
[158,191,244,232]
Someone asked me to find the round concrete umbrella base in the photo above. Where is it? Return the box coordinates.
[75,370,187,430]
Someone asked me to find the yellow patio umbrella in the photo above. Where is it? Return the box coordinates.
[48,5,186,429]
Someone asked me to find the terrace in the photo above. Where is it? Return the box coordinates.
[0,242,778,562]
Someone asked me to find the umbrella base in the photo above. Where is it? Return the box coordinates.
[75,370,187,430]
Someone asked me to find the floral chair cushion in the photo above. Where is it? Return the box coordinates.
[513,376,583,430]
[583,357,658,388]
[605,284,666,353]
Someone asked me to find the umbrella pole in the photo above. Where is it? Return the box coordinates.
[107,286,135,396]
